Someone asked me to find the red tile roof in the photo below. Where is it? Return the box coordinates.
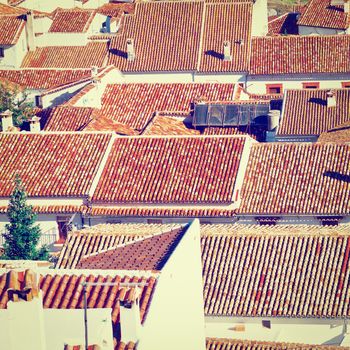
[97,3,135,18]
[298,0,348,30]
[43,106,97,131]
[201,225,350,317]
[267,13,299,35]
[89,206,237,219]
[250,36,350,75]
[20,42,108,69]
[143,115,250,136]
[0,69,92,90]
[0,132,112,197]
[56,223,181,269]
[108,2,203,71]
[0,15,25,45]
[206,338,348,350]
[49,8,96,33]
[278,89,350,136]
[198,3,252,73]
[77,226,186,270]
[108,1,252,73]
[0,3,25,15]
[92,136,247,204]
[239,143,350,215]
[100,83,235,131]
[0,205,86,214]
[318,120,350,143]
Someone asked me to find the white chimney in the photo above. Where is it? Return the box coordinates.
[119,289,141,343]
[327,90,336,108]
[30,116,41,132]
[92,77,102,109]
[126,38,135,61]
[344,0,349,13]
[0,109,14,131]
[91,66,99,78]
[223,41,232,62]
[25,11,36,52]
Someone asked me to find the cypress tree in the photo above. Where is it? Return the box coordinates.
[3,175,48,260]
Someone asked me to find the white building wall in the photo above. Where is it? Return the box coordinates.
[205,317,348,346]
[246,73,350,94]
[36,33,88,47]
[252,0,268,36]
[138,219,206,350]
[298,25,345,35]
[0,30,28,69]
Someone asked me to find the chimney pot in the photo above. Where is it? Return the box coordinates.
[30,116,41,132]
[91,66,98,78]
[0,109,14,131]
[326,90,336,108]
[223,40,232,62]
[126,38,135,62]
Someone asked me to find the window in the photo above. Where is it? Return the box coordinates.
[35,95,42,108]
[0,47,4,58]
[341,82,350,88]
[262,320,271,329]
[266,84,283,94]
[302,82,320,89]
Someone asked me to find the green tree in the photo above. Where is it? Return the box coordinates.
[3,175,49,260]
[0,79,34,130]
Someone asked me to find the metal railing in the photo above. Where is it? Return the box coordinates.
[0,228,58,247]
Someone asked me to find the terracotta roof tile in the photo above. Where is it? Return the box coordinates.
[0,132,112,197]
[77,226,187,270]
[278,89,350,136]
[108,2,252,73]
[250,35,350,75]
[143,115,257,138]
[56,223,180,269]
[0,205,87,214]
[92,136,247,204]
[20,42,108,69]
[97,3,135,18]
[318,120,350,143]
[0,3,25,15]
[201,224,350,317]
[49,8,96,33]
[298,0,348,30]
[100,83,235,131]
[206,338,348,350]
[43,106,96,131]
[198,3,252,73]
[267,13,299,35]
[239,143,350,215]
[108,2,203,71]
[0,15,25,45]
[0,69,93,90]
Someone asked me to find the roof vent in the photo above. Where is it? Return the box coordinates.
[326,89,336,108]
[126,38,135,62]
[223,41,232,62]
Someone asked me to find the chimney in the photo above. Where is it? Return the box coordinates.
[92,77,102,109]
[7,270,46,350]
[91,66,99,78]
[119,288,141,343]
[0,109,14,131]
[126,38,135,61]
[326,89,336,107]
[25,11,36,51]
[30,116,41,132]
[344,0,349,13]
[223,40,232,62]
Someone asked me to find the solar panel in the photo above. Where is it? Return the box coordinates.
[193,103,271,127]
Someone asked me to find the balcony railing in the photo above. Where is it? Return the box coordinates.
[0,228,58,248]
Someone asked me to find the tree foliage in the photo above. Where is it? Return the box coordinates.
[3,175,49,261]
[0,79,34,129]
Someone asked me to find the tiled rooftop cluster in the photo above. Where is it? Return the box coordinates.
[21,41,109,69]
[201,225,350,317]
[77,226,187,270]
[99,83,235,131]
[240,143,350,215]
[92,136,247,204]
[278,89,350,136]
[0,133,112,197]
[0,15,25,45]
